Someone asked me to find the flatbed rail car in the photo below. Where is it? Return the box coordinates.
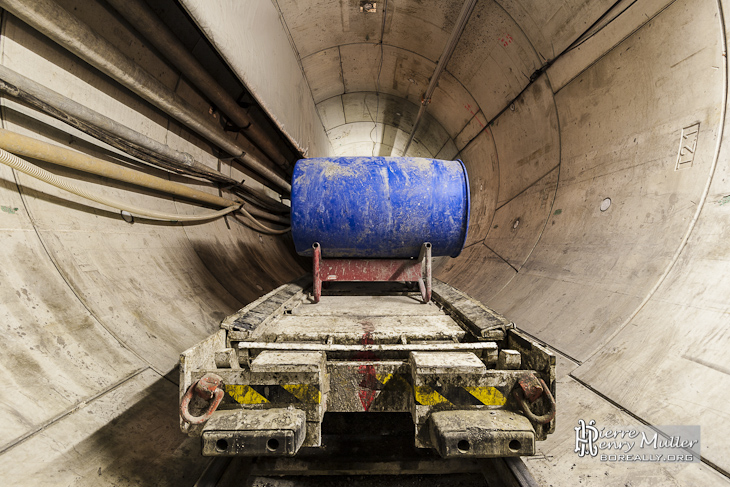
[179,277,555,459]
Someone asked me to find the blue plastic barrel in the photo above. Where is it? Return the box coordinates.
[291,156,470,258]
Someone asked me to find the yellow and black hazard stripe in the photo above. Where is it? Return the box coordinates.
[362,373,506,408]
[225,384,321,405]
[413,384,506,406]
[363,372,506,408]
[226,382,504,408]
[374,373,412,391]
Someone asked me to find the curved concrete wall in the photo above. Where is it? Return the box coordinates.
[0,0,728,486]
[0,1,304,483]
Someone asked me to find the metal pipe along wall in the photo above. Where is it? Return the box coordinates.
[0,0,292,193]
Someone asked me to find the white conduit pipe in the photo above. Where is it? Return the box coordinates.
[0,146,292,230]
[236,208,291,235]
[0,128,289,225]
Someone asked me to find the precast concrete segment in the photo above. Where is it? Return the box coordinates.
[483,0,724,361]
[572,0,730,474]
[401,0,479,155]
[0,5,303,485]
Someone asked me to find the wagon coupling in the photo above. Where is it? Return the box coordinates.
[512,373,555,424]
[180,373,225,425]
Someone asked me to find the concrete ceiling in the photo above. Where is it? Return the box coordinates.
[272,0,614,161]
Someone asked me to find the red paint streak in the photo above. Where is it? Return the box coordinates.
[464,103,486,129]
[354,332,379,411]
[499,33,513,47]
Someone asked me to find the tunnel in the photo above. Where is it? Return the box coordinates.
[0,0,727,485]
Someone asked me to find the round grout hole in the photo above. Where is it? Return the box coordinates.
[457,440,471,453]
[600,197,612,212]
[216,439,228,452]
[267,438,280,452]
[512,218,520,230]
[509,439,521,451]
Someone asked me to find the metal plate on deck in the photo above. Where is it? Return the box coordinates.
[293,295,444,316]
[411,351,487,375]
[252,315,466,344]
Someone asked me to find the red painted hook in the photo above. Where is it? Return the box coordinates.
[180,373,224,425]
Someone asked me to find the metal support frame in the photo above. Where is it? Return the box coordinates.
[181,280,557,461]
[312,242,432,303]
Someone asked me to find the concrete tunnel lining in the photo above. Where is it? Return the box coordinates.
[0,0,728,485]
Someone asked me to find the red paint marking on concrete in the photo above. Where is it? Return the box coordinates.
[354,331,379,411]
[464,103,486,129]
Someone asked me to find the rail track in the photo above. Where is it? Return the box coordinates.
[193,413,540,487]
[193,455,540,487]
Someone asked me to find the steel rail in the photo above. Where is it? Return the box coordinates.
[192,458,232,487]
[482,457,541,487]
[194,456,540,486]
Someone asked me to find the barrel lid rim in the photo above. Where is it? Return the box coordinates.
[450,158,470,258]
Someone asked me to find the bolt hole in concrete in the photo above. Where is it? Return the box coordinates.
[509,439,521,451]
[216,439,228,451]
[600,197,612,212]
[120,210,134,223]
[267,438,280,451]
[457,440,471,453]
[359,1,377,13]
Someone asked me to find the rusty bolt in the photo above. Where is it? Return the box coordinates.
[517,372,544,403]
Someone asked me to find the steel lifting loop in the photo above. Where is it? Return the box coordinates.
[513,377,556,425]
[180,373,225,425]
